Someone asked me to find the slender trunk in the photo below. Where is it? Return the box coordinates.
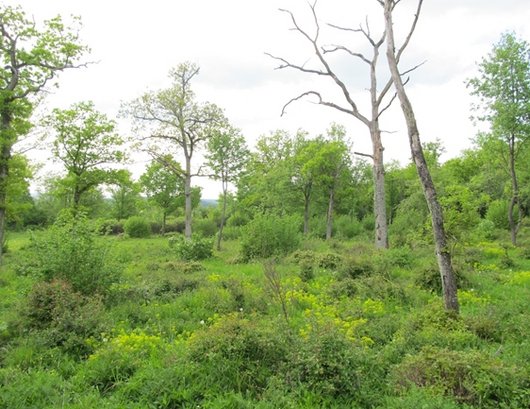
[162,210,167,235]
[0,111,12,264]
[508,134,520,246]
[303,187,311,235]
[384,0,459,313]
[217,184,228,251]
[73,186,82,211]
[184,157,192,239]
[326,186,334,240]
[372,126,389,249]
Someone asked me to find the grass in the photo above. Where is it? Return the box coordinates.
[0,228,529,408]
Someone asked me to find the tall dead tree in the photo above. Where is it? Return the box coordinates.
[381,0,459,312]
[268,1,418,249]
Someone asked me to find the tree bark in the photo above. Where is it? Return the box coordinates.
[217,184,228,251]
[303,187,311,235]
[383,0,459,313]
[326,187,334,240]
[508,133,521,246]
[372,126,388,248]
[184,157,192,239]
[0,111,13,263]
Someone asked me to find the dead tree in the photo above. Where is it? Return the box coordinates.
[381,0,459,313]
[268,1,420,249]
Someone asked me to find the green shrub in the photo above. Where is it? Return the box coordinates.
[170,236,213,261]
[392,346,529,407]
[318,252,342,269]
[415,262,469,294]
[335,215,363,239]
[193,218,218,237]
[22,280,105,356]
[475,218,497,240]
[486,199,512,230]
[30,211,120,296]
[240,213,300,260]
[124,216,151,238]
[96,218,124,235]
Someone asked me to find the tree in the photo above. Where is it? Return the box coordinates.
[108,170,140,221]
[382,0,459,313]
[140,156,183,234]
[0,5,87,262]
[125,62,225,238]
[205,124,249,250]
[45,101,125,210]
[467,32,530,245]
[268,1,414,249]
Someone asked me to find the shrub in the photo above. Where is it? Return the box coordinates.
[335,215,363,239]
[170,236,213,261]
[318,252,342,269]
[30,211,120,296]
[22,280,105,356]
[486,199,512,230]
[392,346,529,407]
[96,218,124,235]
[415,262,468,294]
[193,218,218,237]
[240,213,300,260]
[124,216,151,238]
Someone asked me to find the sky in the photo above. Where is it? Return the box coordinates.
[6,0,530,198]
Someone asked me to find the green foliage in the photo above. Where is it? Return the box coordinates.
[124,216,151,238]
[392,346,529,407]
[29,211,120,295]
[240,213,300,260]
[170,235,213,261]
[21,279,105,356]
[486,199,511,229]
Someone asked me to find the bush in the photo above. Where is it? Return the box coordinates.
[240,213,300,260]
[170,236,213,261]
[193,218,218,237]
[335,215,363,239]
[124,216,151,238]
[486,199,512,230]
[22,280,105,356]
[392,346,529,407]
[96,218,124,235]
[30,211,120,296]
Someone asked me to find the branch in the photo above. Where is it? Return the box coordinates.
[265,52,328,76]
[322,45,371,65]
[354,151,374,159]
[281,90,357,118]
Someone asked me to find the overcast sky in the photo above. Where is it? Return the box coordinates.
[7,0,530,198]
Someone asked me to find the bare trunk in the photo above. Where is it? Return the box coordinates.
[162,210,167,235]
[326,187,334,240]
[184,157,192,239]
[508,134,520,246]
[384,0,459,313]
[372,127,388,249]
[217,185,228,251]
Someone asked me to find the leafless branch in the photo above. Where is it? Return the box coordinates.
[354,151,374,159]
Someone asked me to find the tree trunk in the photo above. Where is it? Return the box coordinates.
[184,157,192,239]
[217,186,228,251]
[508,134,520,246]
[326,187,334,240]
[162,210,167,235]
[0,112,12,264]
[303,188,311,235]
[372,126,389,249]
[384,0,459,313]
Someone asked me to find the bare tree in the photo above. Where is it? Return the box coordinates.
[381,0,459,313]
[268,1,420,249]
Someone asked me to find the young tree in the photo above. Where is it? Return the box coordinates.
[0,5,87,261]
[108,170,140,221]
[268,2,414,249]
[381,0,459,313]
[140,156,183,234]
[45,101,125,210]
[205,124,249,250]
[468,32,530,245]
[125,62,225,238]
